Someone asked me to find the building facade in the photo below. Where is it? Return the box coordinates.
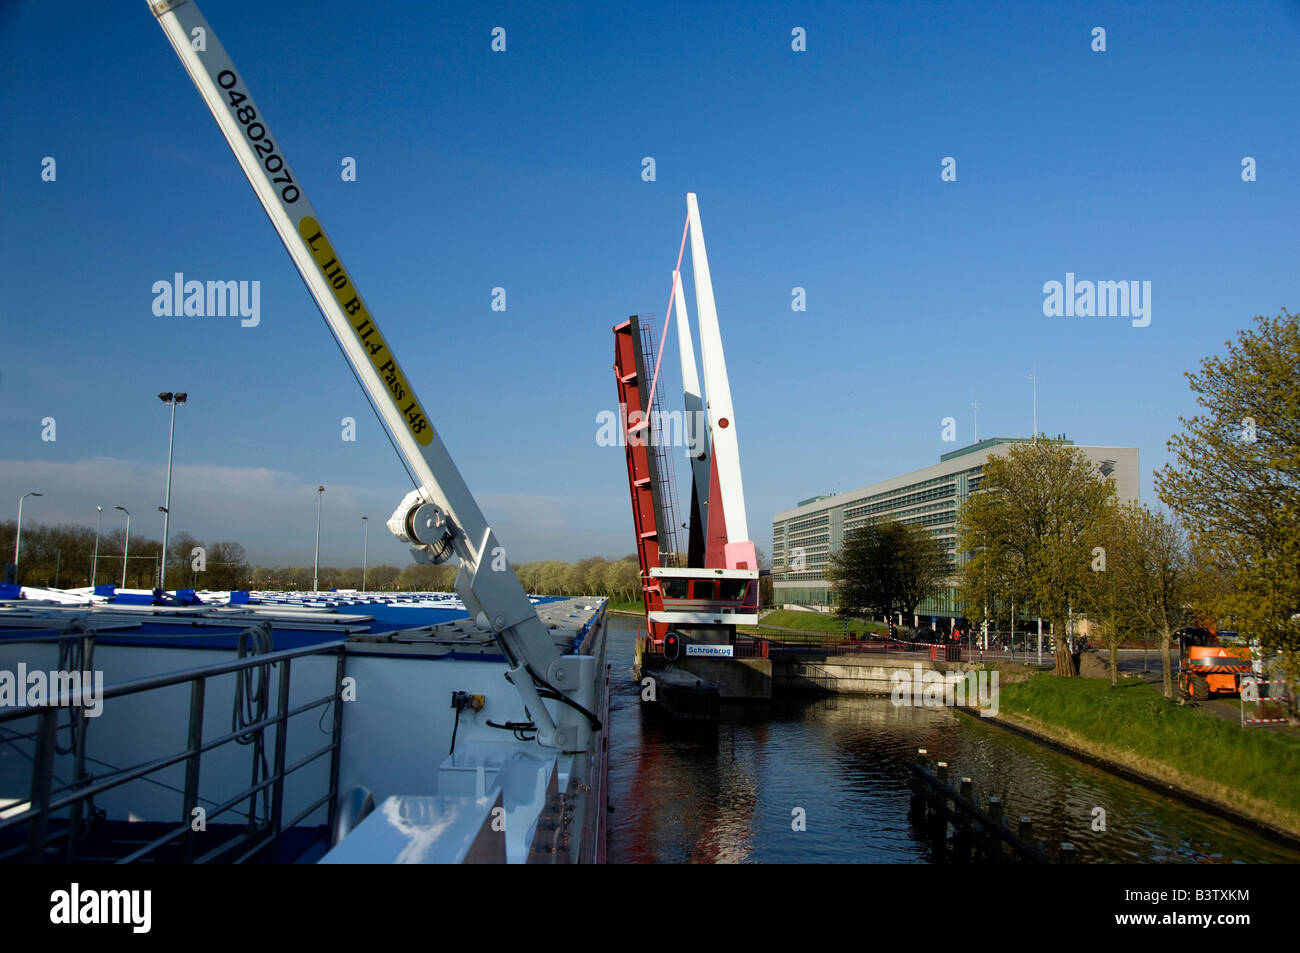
[771,438,1139,618]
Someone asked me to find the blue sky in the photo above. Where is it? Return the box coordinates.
[2,0,1298,569]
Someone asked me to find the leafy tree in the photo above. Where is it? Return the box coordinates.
[1157,311,1300,696]
[1082,502,1153,688]
[827,523,898,619]
[958,440,1116,676]
[895,525,952,619]
[827,520,948,621]
[959,517,1031,640]
[365,565,400,591]
[570,557,608,596]
[1110,505,1194,699]
[333,567,363,589]
[537,561,571,596]
[515,561,540,594]
[396,562,456,591]
[601,558,641,602]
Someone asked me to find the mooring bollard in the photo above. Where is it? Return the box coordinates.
[1060,842,1076,863]
[1018,816,1034,846]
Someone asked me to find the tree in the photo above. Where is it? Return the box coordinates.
[365,565,400,591]
[1157,311,1300,696]
[753,544,775,608]
[570,557,607,596]
[827,523,899,619]
[168,532,202,588]
[206,541,250,590]
[515,561,541,594]
[1112,505,1194,699]
[826,519,947,621]
[334,567,363,590]
[958,440,1116,676]
[601,558,641,603]
[959,515,1031,641]
[537,561,571,597]
[396,563,456,591]
[895,525,952,619]
[1081,502,1182,689]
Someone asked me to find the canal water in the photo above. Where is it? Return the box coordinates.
[605,617,1300,864]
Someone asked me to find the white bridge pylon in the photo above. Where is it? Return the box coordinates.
[682,193,754,568]
[672,268,711,535]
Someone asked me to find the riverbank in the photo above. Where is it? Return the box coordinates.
[979,673,1300,843]
[607,604,892,641]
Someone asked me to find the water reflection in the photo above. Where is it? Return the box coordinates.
[606,618,1300,864]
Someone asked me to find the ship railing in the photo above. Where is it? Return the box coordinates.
[0,630,348,864]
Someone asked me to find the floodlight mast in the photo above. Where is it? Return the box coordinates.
[148,0,594,752]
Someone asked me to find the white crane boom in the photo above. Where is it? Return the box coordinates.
[148,0,594,751]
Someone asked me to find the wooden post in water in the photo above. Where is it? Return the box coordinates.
[1060,842,1076,863]
[909,749,928,824]
[953,778,974,862]
[986,796,1003,861]
[907,755,1054,863]
[931,762,950,855]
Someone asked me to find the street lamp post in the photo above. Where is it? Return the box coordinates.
[115,506,131,589]
[361,515,369,592]
[92,505,103,587]
[313,485,325,591]
[157,391,187,591]
[157,507,168,587]
[13,491,43,585]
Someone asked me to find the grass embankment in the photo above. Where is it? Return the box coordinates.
[997,675,1300,836]
[607,604,890,640]
[750,610,889,636]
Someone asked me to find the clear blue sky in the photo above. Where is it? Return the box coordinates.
[2,0,1297,568]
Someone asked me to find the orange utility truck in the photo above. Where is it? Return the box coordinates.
[1176,626,1252,701]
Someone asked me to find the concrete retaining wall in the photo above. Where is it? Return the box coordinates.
[774,654,986,695]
